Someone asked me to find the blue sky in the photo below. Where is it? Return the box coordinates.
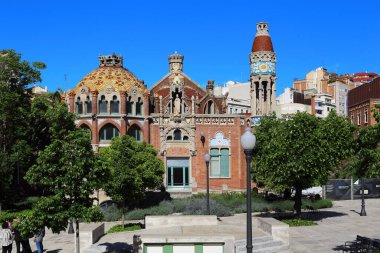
[2,0,379,95]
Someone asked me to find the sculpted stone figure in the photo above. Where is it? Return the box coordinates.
[174,94,181,114]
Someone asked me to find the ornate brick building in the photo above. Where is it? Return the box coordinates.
[63,22,275,196]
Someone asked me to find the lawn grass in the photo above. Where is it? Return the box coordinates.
[107,223,143,233]
[281,218,317,227]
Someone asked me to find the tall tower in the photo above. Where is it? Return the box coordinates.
[250,22,277,116]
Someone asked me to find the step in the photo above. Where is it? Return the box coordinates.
[236,239,289,253]
[235,236,273,247]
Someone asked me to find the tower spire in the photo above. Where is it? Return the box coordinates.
[249,22,277,116]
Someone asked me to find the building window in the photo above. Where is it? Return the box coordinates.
[364,109,368,124]
[173,129,182,141]
[85,96,92,114]
[229,108,232,114]
[99,95,108,114]
[110,95,119,114]
[210,148,230,177]
[136,97,142,115]
[351,113,354,124]
[357,112,361,125]
[75,97,83,115]
[204,100,215,114]
[99,124,119,142]
[127,124,142,142]
[126,96,133,115]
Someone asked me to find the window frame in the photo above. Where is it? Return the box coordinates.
[99,124,120,142]
[209,147,230,178]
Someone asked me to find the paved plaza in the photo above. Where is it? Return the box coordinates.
[3,198,380,253]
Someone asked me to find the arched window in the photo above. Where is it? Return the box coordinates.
[204,100,215,114]
[76,97,83,114]
[126,96,133,115]
[127,124,142,142]
[99,95,108,114]
[136,97,143,116]
[173,129,182,141]
[85,96,92,114]
[80,124,92,140]
[99,124,119,142]
[183,135,189,141]
[110,95,119,114]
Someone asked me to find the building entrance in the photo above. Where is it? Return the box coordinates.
[167,158,190,188]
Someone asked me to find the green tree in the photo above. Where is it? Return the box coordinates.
[98,135,164,227]
[0,49,46,206]
[343,106,380,179]
[25,107,106,252]
[254,111,354,217]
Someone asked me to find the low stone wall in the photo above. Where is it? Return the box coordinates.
[79,223,105,252]
[145,215,218,229]
[256,217,289,246]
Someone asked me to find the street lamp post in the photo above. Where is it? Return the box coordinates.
[68,219,74,234]
[241,127,256,253]
[360,177,366,216]
[204,153,210,215]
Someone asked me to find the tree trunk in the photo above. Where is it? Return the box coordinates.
[75,220,80,253]
[122,202,125,229]
[293,185,302,218]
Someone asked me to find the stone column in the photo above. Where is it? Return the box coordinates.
[251,78,256,115]
[120,90,126,115]
[68,90,75,113]
[258,82,263,115]
[271,81,276,113]
[143,92,149,116]
[120,90,127,136]
[91,90,98,115]
[191,96,195,115]
[143,119,150,143]
[266,82,271,115]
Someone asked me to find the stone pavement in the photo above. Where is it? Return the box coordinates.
[3,198,380,252]
[285,198,380,253]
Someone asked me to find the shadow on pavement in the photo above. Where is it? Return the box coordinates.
[255,210,347,221]
[46,250,63,253]
[332,244,347,251]
[99,242,133,253]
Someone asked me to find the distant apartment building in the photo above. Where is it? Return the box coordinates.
[293,67,329,94]
[312,94,336,118]
[214,81,250,115]
[348,77,380,127]
[328,81,349,116]
[275,88,311,117]
[32,85,49,95]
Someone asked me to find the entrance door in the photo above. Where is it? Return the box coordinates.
[167,158,190,188]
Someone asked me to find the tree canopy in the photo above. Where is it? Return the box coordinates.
[254,111,355,216]
[0,49,46,205]
[98,135,165,208]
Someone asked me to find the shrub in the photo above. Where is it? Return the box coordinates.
[281,218,317,227]
[101,205,123,222]
[108,223,142,233]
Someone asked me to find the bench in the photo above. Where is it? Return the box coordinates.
[343,235,380,253]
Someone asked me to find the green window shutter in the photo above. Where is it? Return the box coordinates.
[163,244,173,253]
[210,148,220,177]
[220,148,230,177]
[195,244,203,253]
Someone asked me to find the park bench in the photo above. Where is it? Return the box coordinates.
[343,235,380,253]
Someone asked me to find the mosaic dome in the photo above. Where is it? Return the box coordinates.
[73,54,145,94]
